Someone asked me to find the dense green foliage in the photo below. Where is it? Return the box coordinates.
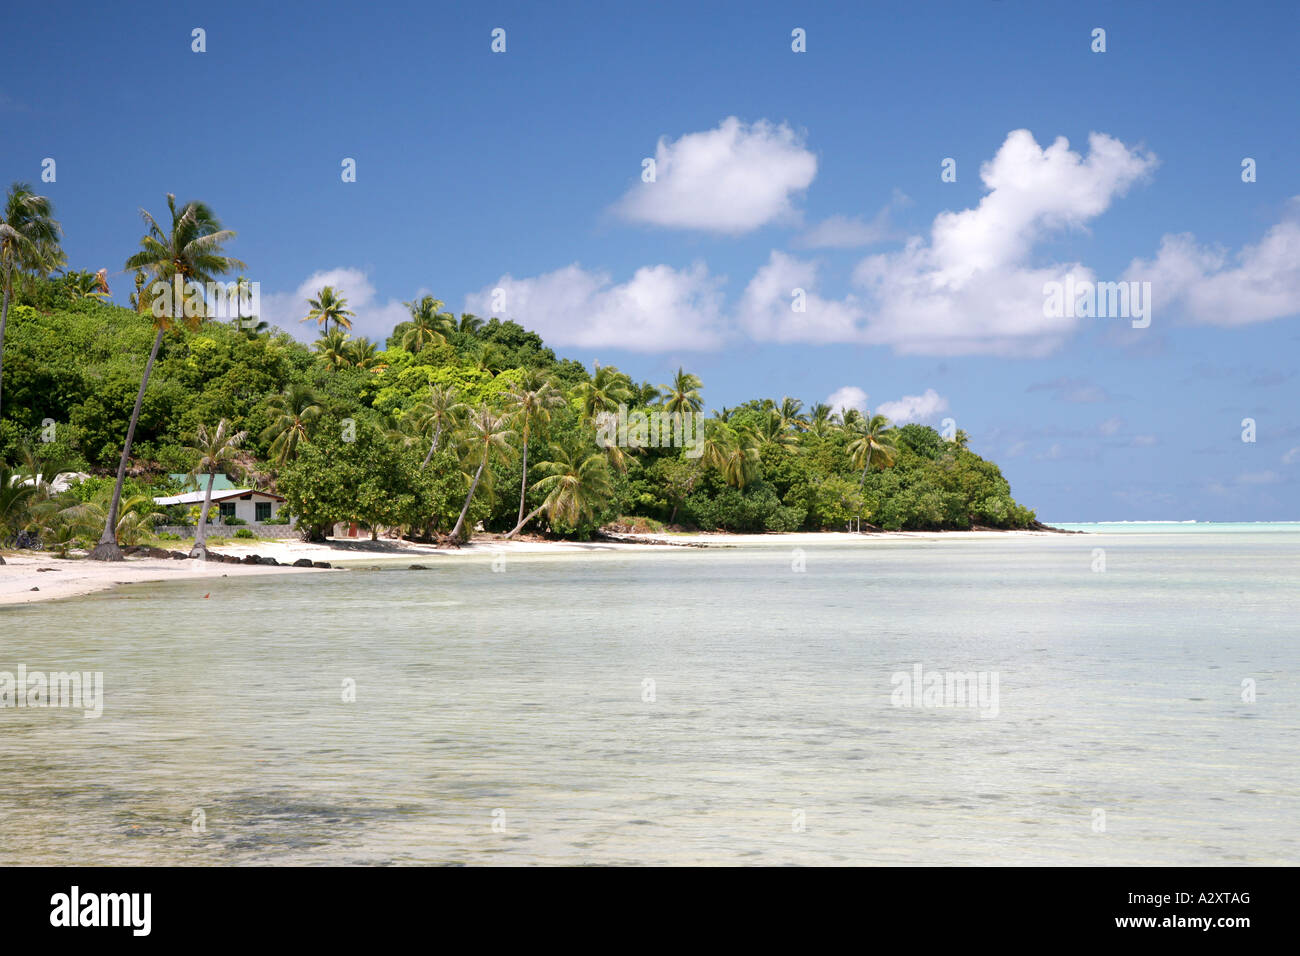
[1,275,1037,545]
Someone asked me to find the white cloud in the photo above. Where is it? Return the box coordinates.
[259,267,412,342]
[736,251,866,343]
[796,192,909,249]
[1098,416,1124,436]
[825,386,868,417]
[850,130,1157,355]
[1125,200,1300,326]
[463,262,727,351]
[613,117,817,234]
[1283,446,1300,465]
[732,130,1156,356]
[876,388,949,424]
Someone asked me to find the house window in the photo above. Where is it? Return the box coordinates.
[219,502,236,521]
[255,501,272,522]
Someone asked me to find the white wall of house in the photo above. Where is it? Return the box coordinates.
[206,493,288,525]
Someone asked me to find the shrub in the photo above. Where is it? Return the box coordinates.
[234,528,256,539]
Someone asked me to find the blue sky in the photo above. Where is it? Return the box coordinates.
[4,0,1298,520]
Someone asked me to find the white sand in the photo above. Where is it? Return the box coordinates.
[0,528,1052,606]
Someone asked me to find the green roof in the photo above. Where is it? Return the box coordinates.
[168,473,238,491]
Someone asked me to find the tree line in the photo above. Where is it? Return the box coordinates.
[0,183,1038,558]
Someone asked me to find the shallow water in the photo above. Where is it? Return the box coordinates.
[1,530,1296,865]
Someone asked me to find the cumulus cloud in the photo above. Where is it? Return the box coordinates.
[825,386,868,417]
[613,117,817,234]
[736,251,866,343]
[850,130,1157,355]
[876,389,950,424]
[796,191,910,249]
[1125,199,1300,326]
[259,267,412,342]
[733,130,1156,355]
[463,262,727,351]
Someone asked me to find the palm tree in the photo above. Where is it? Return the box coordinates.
[573,362,633,422]
[344,336,385,371]
[261,384,323,466]
[806,403,834,439]
[467,341,508,376]
[61,269,111,301]
[846,413,898,488]
[303,285,355,333]
[90,195,244,561]
[754,407,799,453]
[314,328,353,369]
[505,371,565,529]
[34,489,165,550]
[185,420,248,558]
[413,385,465,468]
[658,366,704,415]
[777,396,808,433]
[401,295,454,351]
[448,405,515,543]
[0,462,40,547]
[505,444,613,538]
[1,183,62,421]
[456,312,484,335]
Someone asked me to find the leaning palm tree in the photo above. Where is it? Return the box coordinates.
[185,419,248,558]
[1,183,62,421]
[412,385,466,468]
[448,405,515,543]
[90,195,244,561]
[505,371,565,529]
[261,384,323,466]
[401,295,454,352]
[658,366,704,415]
[846,413,898,488]
[505,444,613,539]
[302,285,354,333]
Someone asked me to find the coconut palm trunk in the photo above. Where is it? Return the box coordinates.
[0,280,10,420]
[858,446,872,489]
[421,423,443,469]
[506,501,547,540]
[192,469,218,557]
[88,325,164,561]
[516,431,530,528]
[449,457,487,543]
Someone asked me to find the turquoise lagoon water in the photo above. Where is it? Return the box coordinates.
[1,527,1296,865]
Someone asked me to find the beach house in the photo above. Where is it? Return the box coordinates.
[152,487,290,526]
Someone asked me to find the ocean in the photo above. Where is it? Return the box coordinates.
[1,526,1296,864]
